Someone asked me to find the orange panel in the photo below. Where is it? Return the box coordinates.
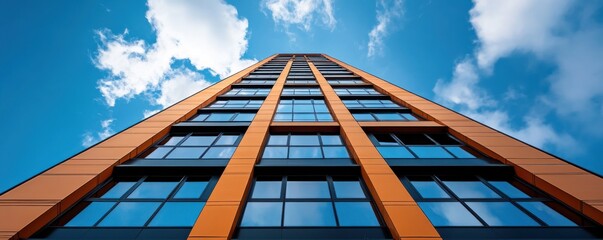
[382,204,441,239]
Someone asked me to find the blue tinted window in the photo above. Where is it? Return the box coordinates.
[289,147,322,158]
[284,202,336,226]
[333,181,365,198]
[409,147,454,158]
[375,113,404,121]
[101,182,136,198]
[262,147,288,158]
[145,147,173,159]
[445,146,475,158]
[164,136,185,146]
[65,202,115,226]
[274,113,292,121]
[206,113,234,121]
[268,135,288,145]
[202,147,236,159]
[286,181,330,199]
[377,147,414,158]
[335,202,379,226]
[98,202,161,227]
[353,113,374,121]
[411,181,450,198]
[443,181,501,198]
[165,147,206,159]
[174,181,208,199]
[293,113,315,121]
[215,135,239,145]
[148,202,205,226]
[418,202,482,226]
[234,113,255,121]
[401,113,417,120]
[290,135,320,145]
[252,181,282,199]
[241,202,283,226]
[127,182,178,199]
[321,135,342,145]
[518,202,575,226]
[191,114,209,121]
[489,181,529,198]
[467,202,539,226]
[322,146,349,158]
[181,136,216,146]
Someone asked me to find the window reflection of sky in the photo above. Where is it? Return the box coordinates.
[466,202,539,226]
[443,181,500,198]
[418,202,482,226]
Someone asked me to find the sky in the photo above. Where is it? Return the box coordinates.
[1,0,602,193]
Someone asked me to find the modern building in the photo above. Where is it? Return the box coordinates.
[1,53,602,240]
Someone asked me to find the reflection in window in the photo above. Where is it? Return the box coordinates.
[368,133,478,159]
[261,133,350,160]
[282,87,322,96]
[352,112,418,121]
[241,176,381,228]
[141,133,241,160]
[343,99,400,109]
[274,99,332,122]
[402,176,579,227]
[190,112,256,122]
[207,100,263,109]
[63,176,215,227]
[223,88,270,96]
[334,87,381,95]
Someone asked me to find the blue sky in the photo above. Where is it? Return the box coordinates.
[1,0,602,193]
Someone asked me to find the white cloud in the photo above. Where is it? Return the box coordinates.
[143,109,160,119]
[154,68,212,108]
[95,0,257,107]
[82,119,115,147]
[367,0,403,57]
[432,0,603,154]
[262,0,336,33]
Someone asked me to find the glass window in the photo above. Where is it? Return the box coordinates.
[418,202,482,226]
[98,202,161,227]
[233,113,255,121]
[411,181,450,198]
[489,181,529,198]
[284,202,336,226]
[375,113,404,121]
[289,147,322,158]
[148,202,205,226]
[333,181,365,198]
[215,135,239,145]
[174,181,208,199]
[128,181,178,199]
[206,113,234,121]
[274,99,333,122]
[165,147,206,159]
[290,135,319,145]
[286,181,330,199]
[518,202,576,226]
[262,133,350,160]
[145,147,173,159]
[101,182,136,198]
[262,147,288,158]
[353,113,375,121]
[335,202,380,226]
[164,136,185,146]
[241,202,283,227]
[377,147,414,158]
[202,147,236,159]
[409,147,454,158]
[466,202,539,226]
[322,146,349,158]
[181,136,216,146]
[445,146,476,158]
[321,135,343,145]
[252,181,282,199]
[65,202,115,227]
[396,134,434,145]
[443,181,501,199]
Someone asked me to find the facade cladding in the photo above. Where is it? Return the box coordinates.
[1,54,602,240]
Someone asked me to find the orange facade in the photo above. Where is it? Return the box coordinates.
[0,53,601,240]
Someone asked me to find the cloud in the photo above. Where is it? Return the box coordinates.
[262,0,336,33]
[82,119,115,147]
[367,0,403,57]
[432,0,603,153]
[95,0,257,107]
[154,68,212,108]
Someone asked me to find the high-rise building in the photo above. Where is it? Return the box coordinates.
[1,54,602,240]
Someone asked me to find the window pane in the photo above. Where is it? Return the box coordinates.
[145,147,173,159]
[289,147,322,158]
[401,113,417,120]
[293,113,315,121]
[277,104,293,113]
[234,113,255,121]
[466,202,539,226]
[181,136,217,146]
[374,134,399,145]
[127,182,178,199]
[215,135,239,145]
[191,114,209,121]
[98,202,161,227]
[286,181,330,198]
[411,181,450,198]
[174,181,208,199]
[206,113,234,121]
[409,147,454,158]
[148,202,205,227]
[443,181,501,198]
[101,182,136,198]
[202,147,236,159]
[335,202,380,226]
[445,146,476,158]
[377,147,414,158]
[165,147,206,159]
[274,113,292,121]
[284,202,336,226]
[262,147,288,158]
[396,134,434,145]
[316,113,333,121]
[65,202,115,226]
[322,146,349,158]
[268,135,288,145]
[375,113,404,121]
[353,113,374,121]
[290,135,320,146]
[518,202,576,226]
[241,202,283,227]
[418,202,482,226]
[333,181,365,198]
[428,134,460,145]
[321,135,342,145]
[164,136,185,146]
[252,181,282,199]
[489,181,529,198]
